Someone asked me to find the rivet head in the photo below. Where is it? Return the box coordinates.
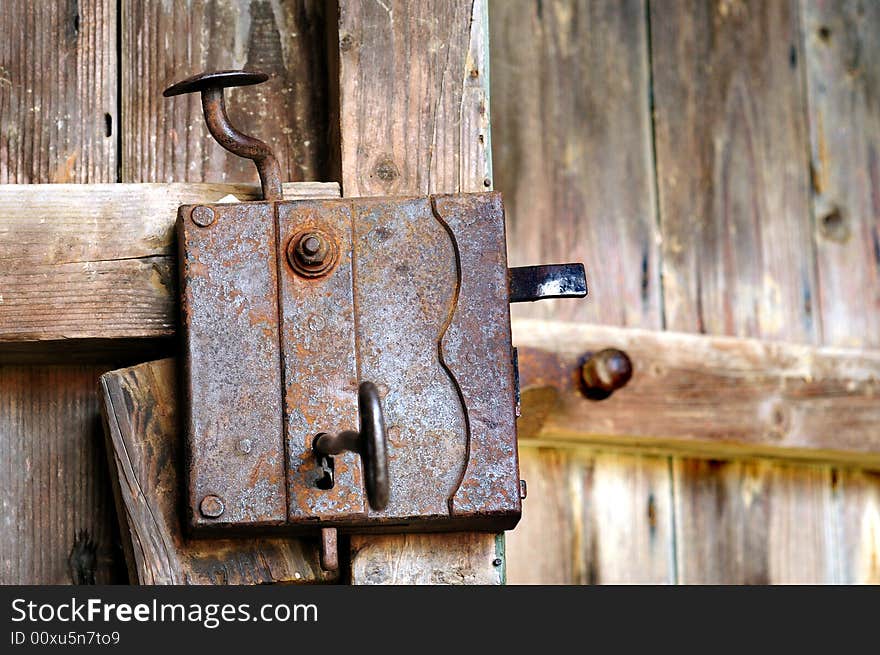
[199,494,225,518]
[519,479,528,500]
[492,558,503,567]
[237,439,252,454]
[307,314,326,332]
[191,206,215,227]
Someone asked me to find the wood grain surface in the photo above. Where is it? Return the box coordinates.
[492,0,661,328]
[0,365,123,583]
[514,319,880,468]
[497,0,880,584]
[651,0,830,584]
[492,0,675,585]
[0,0,116,184]
[0,181,338,346]
[802,0,880,584]
[0,0,120,584]
[803,0,880,350]
[120,0,330,184]
[507,447,674,584]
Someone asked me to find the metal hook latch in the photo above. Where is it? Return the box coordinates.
[163,70,283,201]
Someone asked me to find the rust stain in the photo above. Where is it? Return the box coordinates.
[51,152,78,183]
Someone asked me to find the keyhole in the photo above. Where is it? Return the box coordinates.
[316,455,335,490]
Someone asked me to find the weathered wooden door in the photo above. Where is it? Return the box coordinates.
[495,0,880,584]
[2,0,878,585]
[1,0,502,585]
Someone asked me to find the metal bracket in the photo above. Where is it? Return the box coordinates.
[508,264,587,303]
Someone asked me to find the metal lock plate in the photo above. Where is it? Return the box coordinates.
[165,69,586,541]
[180,192,534,533]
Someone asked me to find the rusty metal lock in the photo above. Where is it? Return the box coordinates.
[165,70,587,567]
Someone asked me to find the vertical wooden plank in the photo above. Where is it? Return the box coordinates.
[651,0,834,583]
[338,0,503,584]
[584,452,675,584]
[672,460,835,584]
[506,448,581,584]
[0,366,122,584]
[652,0,817,342]
[492,0,675,584]
[0,1,120,583]
[492,0,661,328]
[802,0,880,584]
[802,0,880,349]
[509,447,675,585]
[120,0,330,184]
[337,0,491,197]
[0,0,116,183]
[833,470,880,584]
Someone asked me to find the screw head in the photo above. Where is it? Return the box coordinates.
[191,206,215,227]
[199,494,225,518]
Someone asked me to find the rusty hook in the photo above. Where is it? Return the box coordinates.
[163,70,283,201]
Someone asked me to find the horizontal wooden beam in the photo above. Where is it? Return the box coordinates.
[0,182,338,356]
[513,319,880,469]
[5,184,878,468]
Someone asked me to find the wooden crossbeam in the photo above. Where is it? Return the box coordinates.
[515,319,880,469]
[0,182,338,350]
[4,186,879,469]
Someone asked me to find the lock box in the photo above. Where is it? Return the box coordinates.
[180,192,530,534]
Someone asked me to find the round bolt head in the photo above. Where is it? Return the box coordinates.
[191,206,216,227]
[287,229,339,277]
[295,232,329,265]
[579,348,633,400]
[199,494,225,518]
[302,235,322,256]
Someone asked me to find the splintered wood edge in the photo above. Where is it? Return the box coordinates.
[99,358,334,585]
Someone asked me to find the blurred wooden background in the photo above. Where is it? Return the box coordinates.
[496,0,880,583]
[1,0,878,584]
